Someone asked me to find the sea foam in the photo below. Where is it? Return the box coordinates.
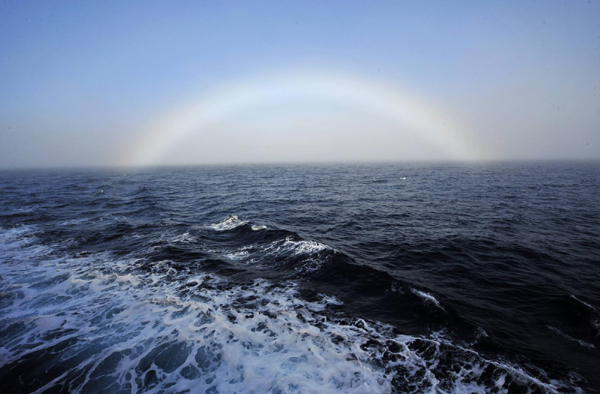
[207,215,248,231]
[0,226,583,394]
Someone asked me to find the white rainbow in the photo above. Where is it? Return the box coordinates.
[121,71,479,166]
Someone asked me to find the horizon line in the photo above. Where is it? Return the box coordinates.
[2,158,600,172]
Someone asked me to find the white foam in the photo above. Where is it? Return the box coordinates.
[285,238,330,255]
[225,246,253,261]
[222,236,332,273]
[207,215,248,231]
[411,288,444,310]
[171,232,196,243]
[0,227,582,394]
[262,236,331,257]
[34,315,66,331]
[0,226,52,257]
[1,266,393,392]
[249,237,333,273]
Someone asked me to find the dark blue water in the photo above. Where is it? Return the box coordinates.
[1,163,599,393]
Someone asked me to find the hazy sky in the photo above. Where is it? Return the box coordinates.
[1,1,599,168]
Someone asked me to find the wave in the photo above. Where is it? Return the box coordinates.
[207,215,248,231]
[411,288,444,310]
[263,236,331,257]
[547,326,596,349]
[0,226,583,393]
[571,294,599,315]
[220,233,333,274]
[208,215,269,233]
[170,231,197,244]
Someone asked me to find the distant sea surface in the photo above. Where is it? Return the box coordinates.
[1,163,599,394]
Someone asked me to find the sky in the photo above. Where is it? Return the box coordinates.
[0,0,599,168]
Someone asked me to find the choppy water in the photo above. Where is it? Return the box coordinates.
[0,163,599,393]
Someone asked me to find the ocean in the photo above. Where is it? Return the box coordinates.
[0,163,598,393]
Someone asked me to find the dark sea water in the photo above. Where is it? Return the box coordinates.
[0,163,599,394]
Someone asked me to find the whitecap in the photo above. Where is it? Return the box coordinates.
[225,247,252,261]
[411,288,444,310]
[171,232,196,243]
[207,215,248,231]
[264,236,331,256]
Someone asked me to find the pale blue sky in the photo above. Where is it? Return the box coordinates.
[1,1,599,167]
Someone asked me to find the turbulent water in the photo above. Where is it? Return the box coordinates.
[0,163,599,394]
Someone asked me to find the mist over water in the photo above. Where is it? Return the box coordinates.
[1,163,599,393]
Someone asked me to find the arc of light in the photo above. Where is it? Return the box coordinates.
[122,72,478,167]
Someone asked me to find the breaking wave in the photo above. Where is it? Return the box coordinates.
[207,215,248,231]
